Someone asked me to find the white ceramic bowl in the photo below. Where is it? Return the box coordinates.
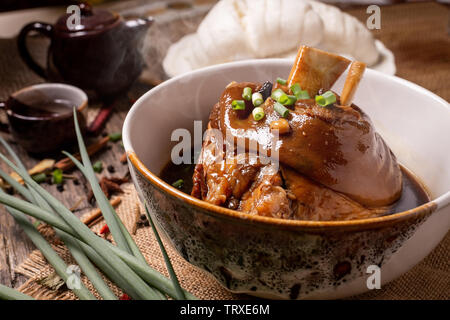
[123,59,450,299]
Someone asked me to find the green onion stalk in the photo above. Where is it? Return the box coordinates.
[0,284,34,300]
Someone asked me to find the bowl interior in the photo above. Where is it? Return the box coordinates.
[124,59,450,204]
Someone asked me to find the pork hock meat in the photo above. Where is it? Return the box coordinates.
[192,46,402,221]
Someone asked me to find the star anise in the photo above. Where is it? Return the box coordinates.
[87,176,128,203]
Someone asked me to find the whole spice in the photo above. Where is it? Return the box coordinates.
[87,105,114,136]
[11,159,55,184]
[88,176,128,202]
[81,197,122,226]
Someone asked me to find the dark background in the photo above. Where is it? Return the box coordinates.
[0,0,440,13]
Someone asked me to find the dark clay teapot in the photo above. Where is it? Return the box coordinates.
[18,3,153,98]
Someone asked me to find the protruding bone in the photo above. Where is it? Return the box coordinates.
[340,61,366,107]
[287,46,351,97]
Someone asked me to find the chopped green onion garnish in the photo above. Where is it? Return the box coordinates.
[52,169,63,185]
[242,87,252,101]
[276,77,287,85]
[172,179,184,189]
[109,132,122,142]
[315,95,326,106]
[322,91,337,103]
[315,91,336,107]
[252,92,264,107]
[232,100,246,110]
[252,107,265,121]
[271,89,289,104]
[297,90,310,99]
[31,173,46,184]
[285,95,297,106]
[93,161,103,173]
[274,102,290,118]
[290,83,302,96]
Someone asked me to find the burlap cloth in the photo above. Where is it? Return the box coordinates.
[0,1,448,299]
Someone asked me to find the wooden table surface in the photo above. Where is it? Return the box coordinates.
[0,1,449,290]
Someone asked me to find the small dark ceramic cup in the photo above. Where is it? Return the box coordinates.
[0,83,87,154]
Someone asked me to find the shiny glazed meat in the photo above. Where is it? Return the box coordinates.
[191,46,403,221]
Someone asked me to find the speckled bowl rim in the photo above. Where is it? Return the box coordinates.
[123,59,450,232]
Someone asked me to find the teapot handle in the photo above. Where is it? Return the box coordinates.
[17,22,53,79]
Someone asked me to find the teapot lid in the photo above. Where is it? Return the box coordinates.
[55,3,119,33]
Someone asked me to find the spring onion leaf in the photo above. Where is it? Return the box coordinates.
[0,283,34,300]
[0,193,96,300]
[144,205,185,300]
[0,188,195,300]
[0,143,117,300]
[0,118,197,300]
[0,154,162,300]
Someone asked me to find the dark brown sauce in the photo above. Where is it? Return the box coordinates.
[160,161,430,216]
[160,161,196,196]
[386,166,430,215]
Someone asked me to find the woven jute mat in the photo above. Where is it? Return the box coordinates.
[14,184,450,300]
